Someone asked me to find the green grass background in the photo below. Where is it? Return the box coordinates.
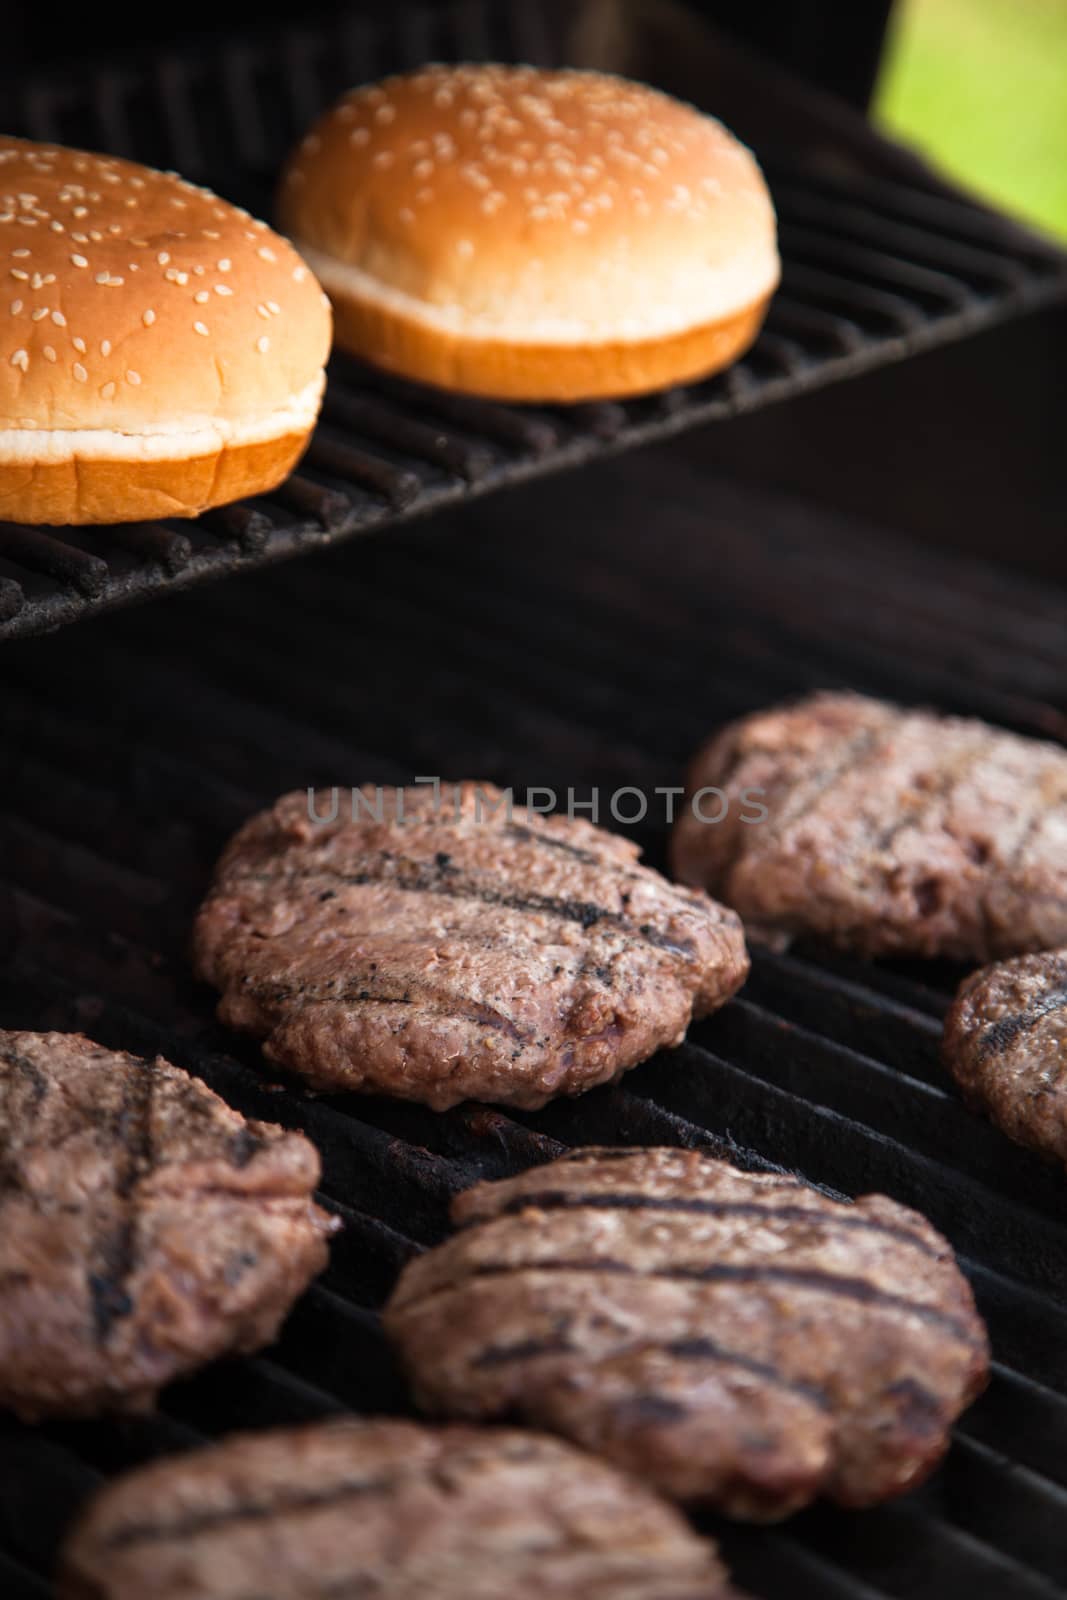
[875,0,1067,240]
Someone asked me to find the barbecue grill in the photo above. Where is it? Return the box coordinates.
[3,1,1067,1597]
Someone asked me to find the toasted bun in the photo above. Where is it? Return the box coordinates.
[0,139,332,524]
[278,64,778,402]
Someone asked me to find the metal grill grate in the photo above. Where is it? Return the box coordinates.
[2,448,1066,1597]
[1,1,1065,643]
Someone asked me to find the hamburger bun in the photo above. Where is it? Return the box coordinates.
[278,64,778,403]
[0,139,332,525]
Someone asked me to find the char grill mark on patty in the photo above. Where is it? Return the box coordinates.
[977,982,1067,1059]
[402,1259,982,1348]
[474,1329,834,1410]
[505,821,601,866]
[466,1190,944,1258]
[871,730,993,854]
[246,976,534,1045]
[383,1148,988,1516]
[234,849,698,959]
[88,1057,155,1344]
[762,724,885,843]
[97,1472,397,1550]
[59,1417,740,1599]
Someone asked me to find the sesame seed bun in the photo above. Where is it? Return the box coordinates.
[0,139,332,525]
[278,64,778,403]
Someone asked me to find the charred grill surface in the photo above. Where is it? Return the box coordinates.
[1,454,1067,1598]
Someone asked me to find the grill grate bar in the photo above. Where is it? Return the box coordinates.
[324,387,496,482]
[0,526,110,598]
[102,522,193,574]
[773,184,1034,291]
[154,55,205,176]
[779,223,981,310]
[0,1551,50,1598]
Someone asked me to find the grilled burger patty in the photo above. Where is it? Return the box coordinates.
[671,692,1067,960]
[193,784,749,1109]
[0,1031,337,1420]
[943,949,1067,1166]
[384,1147,989,1519]
[59,1417,745,1600]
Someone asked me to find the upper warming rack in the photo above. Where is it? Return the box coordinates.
[0,0,1064,642]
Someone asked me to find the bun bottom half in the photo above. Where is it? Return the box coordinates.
[0,429,314,527]
[328,289,771,402]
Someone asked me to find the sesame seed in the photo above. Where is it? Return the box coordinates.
[94,271,109,284]
[101,339,111,355]
[72,362,87,382]
[73,336,86,353]
[256,335,270,353]
[42,345,56,362]
[11,247,30,258]
[157,250,170,265]
[142,308,156,325]
[31,306,48,321]
[194,321,209,336]
[9,299,22,314]
[9,268,27,280]
[194,289,210,303]
[292,266,307,282]
[217,258,231,271]
[214,284,233,296]
[126,370,141,384]
[10,348,28,370]
[257,303,270,318]
[51,310,66,326]
[257,246,276,262]
[70,253,88,267]
[101,381,116,399]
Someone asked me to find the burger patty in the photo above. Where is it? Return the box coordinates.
[59,1417,744,1600]
[670,692,1067,960]
[0,1031,337,1420]
[193,784,749,1110]
[942,948,1067,1166]
[384,1147,988,1519]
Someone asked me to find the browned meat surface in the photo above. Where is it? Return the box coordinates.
[0,1031,337,1420]
[59,1417,745,1600]
[943,949,1067,1165]
[384,1147,988,1519]
[671,692,1067,960]
[193,784,749,1109]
